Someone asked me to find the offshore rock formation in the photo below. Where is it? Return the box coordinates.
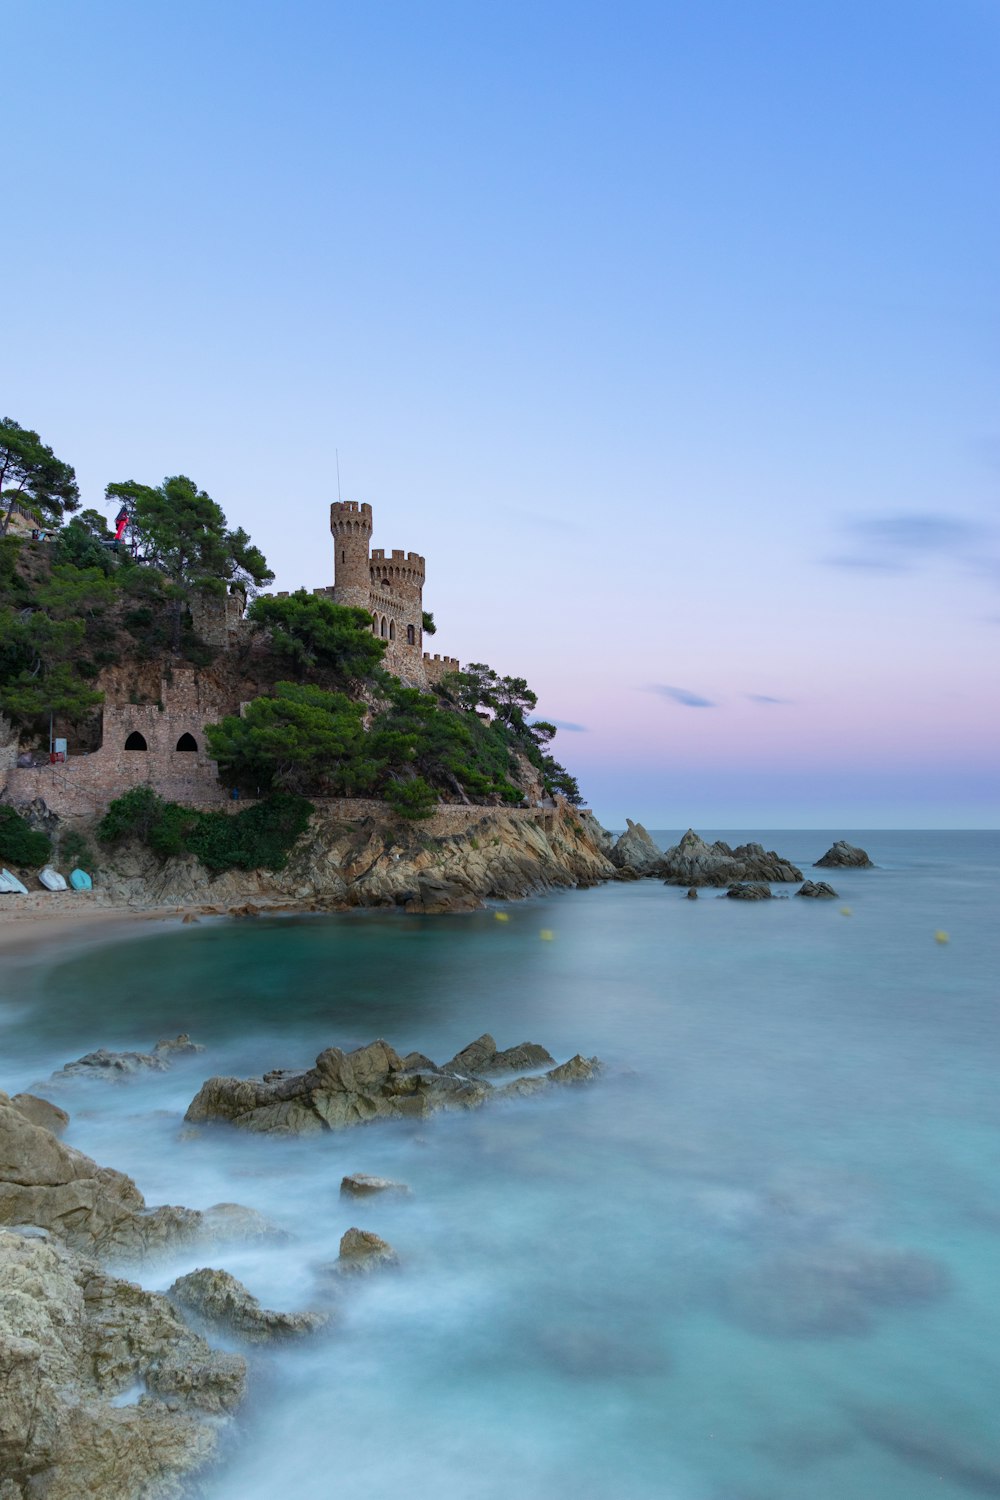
[0,1092,267,1260]
[815,841,874,869]
[609,819,663,876]
[0,1227,246,1500]
[335,1227,400,1275]
[340,1173,412,1199]
[169,1267,328,1343]
[660,830,802,888]
[726,883,773,901]
[184,1037,602,1136]
[52,1035,204,1083]
[797,880,839,899]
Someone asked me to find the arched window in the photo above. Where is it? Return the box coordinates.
[406,623,415,645]
[381,577,391,590]
[124,731,147,751]
[389,619,396,640]
[176,733,198,752]
[380,616,388,638]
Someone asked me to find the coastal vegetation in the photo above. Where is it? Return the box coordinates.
[0,803,51,866]
[96,786,313,873]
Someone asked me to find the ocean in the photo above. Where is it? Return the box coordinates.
[2,829,998,1500]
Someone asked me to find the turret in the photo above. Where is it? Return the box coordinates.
[330,501,373,609]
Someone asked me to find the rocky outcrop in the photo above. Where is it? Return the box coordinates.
[726,883,773,901]
[52,1035,205,1083]
[443,1033,555,1075]
[0,1227,246,1500]
[340,1173,412,1199]
[9,1094,69,1136]
[0,1093,265,1260]
[336,1227,399,1275]
[92,803,618,914]
[609,819,663,876]
[168,1267,328,1342]
[661,829,802,887]
[184,1037,603,1136]
[815,841,874,869]
[796,880,839,899]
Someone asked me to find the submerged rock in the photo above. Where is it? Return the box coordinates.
[685,888,699,900]
[0,1227,245,1499]
[336,1226,399,1275]
[609,819,663,876]
[53,1047,169,1081]
[152,1033,205,1058]
[661,830,802,887]
[720,1242,949,1338]
[815,841,874,869]
[340,1173,412,1199]
[796,880,839,899]
[535,1322,667,1378]
[846,1403,1000,1494]
[184,1036,602,1136]
[169,1267,328,1342]
[726,883,773,901]
[0,1092,265,1260]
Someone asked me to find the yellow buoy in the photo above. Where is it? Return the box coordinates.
[839,906,852,916]
[934,930,950,945]
[539,929,554,941]
[494,911,509,922]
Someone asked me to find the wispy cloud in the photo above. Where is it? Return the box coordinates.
[747,694,794,706]
[538,718,587,732]
[648,684,717,708]
[824,512,991,573]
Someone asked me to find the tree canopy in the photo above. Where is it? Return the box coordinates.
[0,418,80,536]
[248,590,385,684]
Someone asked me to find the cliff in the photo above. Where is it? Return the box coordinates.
[91,802,619,914]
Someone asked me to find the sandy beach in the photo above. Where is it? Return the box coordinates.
[0,894,176,957]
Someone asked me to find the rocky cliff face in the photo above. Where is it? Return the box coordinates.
[93,803,619,913]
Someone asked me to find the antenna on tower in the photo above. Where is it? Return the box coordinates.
[336,449,342,503]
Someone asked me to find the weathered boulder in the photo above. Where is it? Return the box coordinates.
[336,1227,399,1275]
[340,1173,412,1199]
[726,883,773,901]
[496,1054,603,1099]
[0,1093,263,1260]
[185,1036,602,1136]
[169,1267,328,1342]
[609,819,663,876]
[443,1033,555,1075]
[661,830,802,887]
[796,880,839,899]
[10,1094,69,1136]
[815,841,874,869]
[685,888,699,900]
[0,1227,245,1499]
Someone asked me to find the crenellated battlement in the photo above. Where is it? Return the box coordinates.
[329,500,373,532]
[369,547,425,586]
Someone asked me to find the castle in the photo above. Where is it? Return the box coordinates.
[1,503,460,818]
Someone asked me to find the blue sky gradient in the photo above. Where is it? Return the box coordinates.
[4,0,998,825]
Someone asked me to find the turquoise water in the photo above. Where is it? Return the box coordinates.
[2,830,999,1499]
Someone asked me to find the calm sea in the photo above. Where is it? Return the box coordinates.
[2,830,998,1500]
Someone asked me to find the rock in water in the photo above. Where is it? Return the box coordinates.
[169,1267,328,1342]
[152,1033,205,1057]
[52,1047,170,1081]
[0,1227,245,1499]
[726,883,773,901]
[609,819,663,876]
[340,1173,412,1199]
[685,888,699,900]
[814,841,874,869]
[185,1036,602,1135]
[336,1226,399,1275]
[0,1092,263,1260]
[10,1093,69,1136]
[443,1034,555,1074]
[660,830,803,887]
[796,880,839,899]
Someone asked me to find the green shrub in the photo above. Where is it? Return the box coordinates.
[0,805,52,866]
[384,776,438,820]
[59,828,95,871]
[97,786,312,872]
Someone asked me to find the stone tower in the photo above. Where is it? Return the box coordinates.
[330,501,373,610]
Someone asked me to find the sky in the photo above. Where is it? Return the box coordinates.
[4,0,998,827]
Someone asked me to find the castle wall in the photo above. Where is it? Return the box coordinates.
[2,669,237,818]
